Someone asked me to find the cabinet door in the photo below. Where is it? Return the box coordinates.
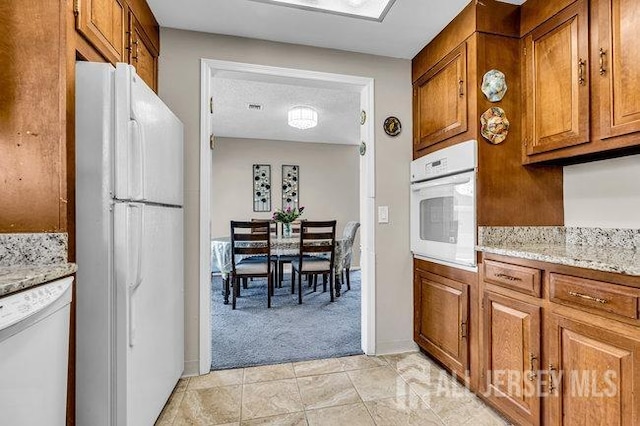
[523,0,589,156]
[482,292,541,426]
[546,313,640,426]
[414,43,468,151]
[129,12,158,92]
[75,0,126,64]
[594,0,640,140]
[414,269,469,377]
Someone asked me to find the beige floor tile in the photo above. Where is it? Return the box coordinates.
[338,355,388,371]
[174,386,242,425]
[175,377,190,393]
[155,390,186,425]
[365,394,444,425]
[188,369,244,390]
[240,412,307,426]
[347,366,410,402]
[241,379,304,420]
[384,352,435,377]
[398,364,460,403]
[306,403,374,426]
[382,352,422,367]
[460,406,509,426]
[427,387,485,425]
[292,358,343,377]
[297,372,361,410]
[244,363,295,384]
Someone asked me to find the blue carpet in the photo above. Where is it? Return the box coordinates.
[210,271,362,370]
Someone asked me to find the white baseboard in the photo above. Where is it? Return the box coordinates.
[375,339,419,356]
[182,359,201,377]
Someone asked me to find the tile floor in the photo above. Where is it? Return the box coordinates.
[156,351,510,425]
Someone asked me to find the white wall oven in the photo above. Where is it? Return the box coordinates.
[410,140,477,271]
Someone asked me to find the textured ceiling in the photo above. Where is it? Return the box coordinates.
[149,0,524,59]
[211,73,361,145]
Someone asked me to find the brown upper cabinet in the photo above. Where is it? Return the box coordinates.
[593,0,640,141]
[128,10,159,91]
[74,0,159,91]
[75,0,127,64]
[414,43,468,150]
[522,0,590,157]
[523,0,640,163]
[412,0,520,157]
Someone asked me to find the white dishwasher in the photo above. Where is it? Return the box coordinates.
[0,276,73,426]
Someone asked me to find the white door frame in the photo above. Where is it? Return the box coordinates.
[198,58,376,374]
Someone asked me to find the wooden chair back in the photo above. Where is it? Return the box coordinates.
[251,218,277,237]
[298,220,336,270]
[230,221,271,273]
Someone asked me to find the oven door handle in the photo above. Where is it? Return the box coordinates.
[411,175,472,191]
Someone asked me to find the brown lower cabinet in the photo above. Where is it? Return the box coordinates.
[414,254,640,425]
[482,291,542,425]
[546,312,640,426]
[414,260,474,382]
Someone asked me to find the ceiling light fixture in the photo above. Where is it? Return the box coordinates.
[288,106,318,130]
[249,0,396,22]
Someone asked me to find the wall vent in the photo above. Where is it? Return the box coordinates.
[248,104,263,111]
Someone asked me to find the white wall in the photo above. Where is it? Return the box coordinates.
[211,137,360,266]
[564,154,640,228]
[159,29,414,375]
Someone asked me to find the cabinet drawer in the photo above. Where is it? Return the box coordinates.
[483,260,542,297]
[549,273,640,320]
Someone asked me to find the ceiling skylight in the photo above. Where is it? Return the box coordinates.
[249,0,397,22]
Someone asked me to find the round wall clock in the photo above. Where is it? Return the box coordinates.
[383,116,402,137]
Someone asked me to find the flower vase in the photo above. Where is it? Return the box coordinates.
[283,222,292,238]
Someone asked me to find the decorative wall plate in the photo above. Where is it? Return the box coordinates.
[383,116,402,137]
[480,107,510,145]
[359,141,367,156]
[481,69,507,102]
[360,110,367,125]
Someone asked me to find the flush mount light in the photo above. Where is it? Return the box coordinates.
[288,106,318,130]
[248,0,397,22]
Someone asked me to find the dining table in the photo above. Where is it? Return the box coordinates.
[211,236,352,302]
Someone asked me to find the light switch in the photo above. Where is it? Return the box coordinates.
[378,206,389,224]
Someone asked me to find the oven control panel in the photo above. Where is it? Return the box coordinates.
[411,140,477,183]
[424,158,448,178]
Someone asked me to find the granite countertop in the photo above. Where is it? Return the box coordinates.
[477,227,640,277]
[0,232,77,297]
[0,263,78,297]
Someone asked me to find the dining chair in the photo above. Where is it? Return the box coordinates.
[340,221,360,291]
[291,220,337,304]
[229,221,274,309]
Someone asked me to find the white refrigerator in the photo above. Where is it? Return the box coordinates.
[75,62,184,426]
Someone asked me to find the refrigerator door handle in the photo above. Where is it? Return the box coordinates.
[130,119,146,201]
[128,203,145,347]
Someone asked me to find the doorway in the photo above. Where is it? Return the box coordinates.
[198,59,376,374]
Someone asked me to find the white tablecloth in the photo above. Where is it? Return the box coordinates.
[211,237,352,277]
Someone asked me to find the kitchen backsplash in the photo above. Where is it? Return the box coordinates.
[479,227,640,251]
[0,233,68,267]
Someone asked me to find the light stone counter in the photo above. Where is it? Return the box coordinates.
[477,227,640,277]
[0,233,76,297]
